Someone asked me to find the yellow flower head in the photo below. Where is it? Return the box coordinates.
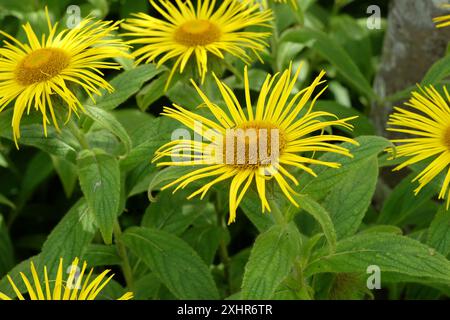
[0,9,129,145]
[388,85,450,207]
[0,258,133,300]
[121,0,272,89]
[153,64,357,223]
[434,4,450,28]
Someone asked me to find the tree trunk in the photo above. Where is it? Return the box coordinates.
[371,0,450,204]
[372,0,450,136]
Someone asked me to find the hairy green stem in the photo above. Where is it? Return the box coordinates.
[215,191,232,295]
[223,59,244,84]
[269,2,279,72]
[67,119,90,150]
[271,200,286,225]
[113,221,135,292]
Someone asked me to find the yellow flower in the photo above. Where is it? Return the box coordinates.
[434,4,450,28]
[153,64,357,223]
[388,86,450,207]
[0,9,129,145]
[0,258,133,300]
[121,0,272,90]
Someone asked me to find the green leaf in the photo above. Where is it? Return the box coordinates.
[83,244,121,267]
[0,194,15,209]
[137,72,169,112]
[422,54,450,86]
[142,189,210,236]
[315,100,375,136]
[77,149,121,244]
[378,173,437,226]
[117,113,176,171]
[0,110,78,162]
[0,214,14,277]
[122,226,219,299]
[183,225,224,265]
[241,223,302,299]
[166,81,203,109]
[93,64,165,110]
[236,187,275,232]
[360,225,403,235]
[147,166,195,201]
[51,155,78,198]
[300,135,391,199]
[306,232,450,283]
[295,194,336,252]
[329,15,373,79]
[323,156,378,239]
[0,255,39,298]
[427,207,450,257]
[84,106,132,154]
[0,152,7,168]
[38,199,96,277]
[133,273,161,300]
[119,0,149,19]
[280,27,376,99]
[19,152,54,205]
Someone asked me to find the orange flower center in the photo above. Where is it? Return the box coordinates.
[174,19,221,46]
[15,48,70,85]
[221,122,286,168]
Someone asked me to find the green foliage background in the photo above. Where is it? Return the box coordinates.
[0,0,449,300]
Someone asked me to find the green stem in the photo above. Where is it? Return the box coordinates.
[113,221,135,292]
[294,261,312,299]
[223,59,244,84]
[269,2,279,71]
[215,192,232,295]
[271,201,285,225]
[67,119,90,150]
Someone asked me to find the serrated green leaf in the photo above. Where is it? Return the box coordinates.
[315,100,375,136]
[116,112,176,171]
[0,255,39,298]
[295,194,336,252]
[280,27,376,99]
[142,189,209,236]
[51,155,77,198]
[422,54,450,86]
[183,225,223,265]
[94,64,165,110]
[305,232,450,283]
[234,187,275,233]
[147,166,196,201]
[19,152,54,205]
[133,273,161,300]
[300,135,391,199]
[323,156,378,239]
[83,244,121,267]
[123,226,219,299]
[427,207,450,257]
[136,72,168,112]
[77,149,121,244]
[84,106,132,154]
[0,110,78,162]
[241,223,301,299]
[378,173,437,226]
[38,199,96,277]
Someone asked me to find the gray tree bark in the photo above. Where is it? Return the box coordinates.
[371,0,450,204]
[372,0,450,136]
